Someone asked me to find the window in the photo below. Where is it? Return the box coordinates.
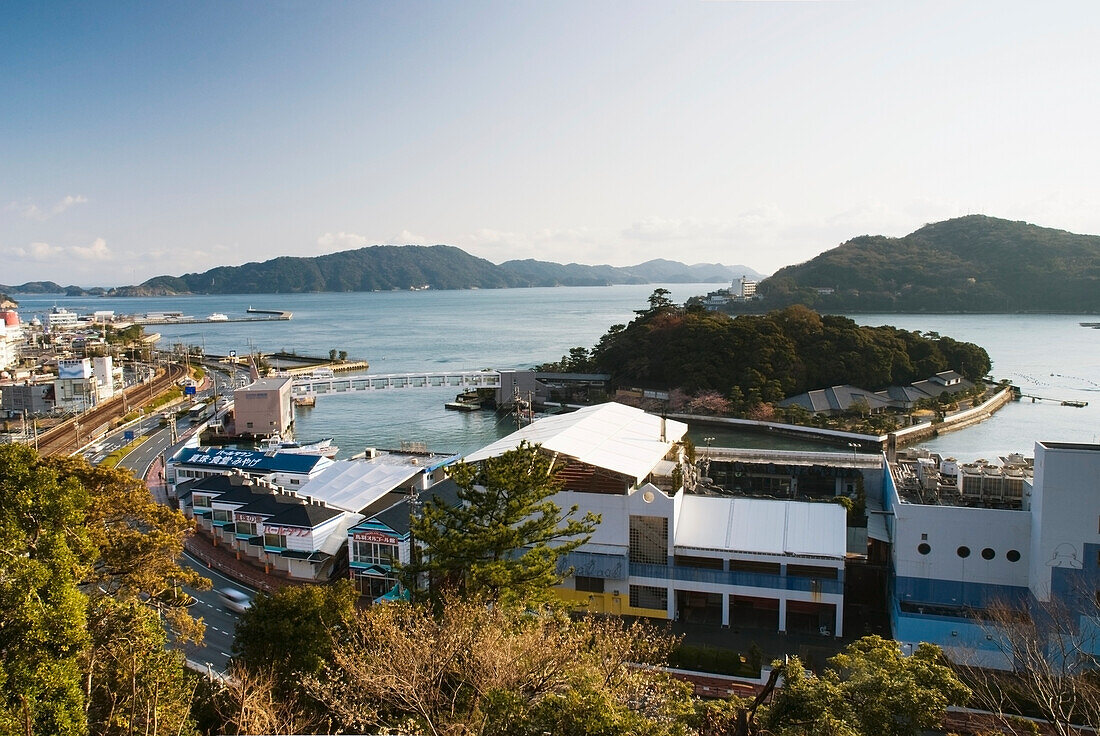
[957,546,971,558]
[212,509,232,523]
[629,585,667,611]
[237,521,258,536]
[356,574,398,599]
[982,547,996,560]
[264,532,287,549]
[787,564,839,579]
[575,576,605,593]
[290,479,299,485]
[629,516,668,565]
[1006,549,1021,562]
[674,555,723,570]
[246,422,253,429]
[193,494,211,509]
[730,560,781,575]
[352,540,398,567]
[917,543,931,555]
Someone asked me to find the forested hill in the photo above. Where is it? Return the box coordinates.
[543,295,991,411]
[754,215,1100,312]
[105,246,754,295]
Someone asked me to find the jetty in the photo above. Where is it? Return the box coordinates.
[247,307,293,318]
[132,312,291,326]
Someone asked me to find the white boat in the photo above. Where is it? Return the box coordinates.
[207,313,229,321]
[260,433,338,458]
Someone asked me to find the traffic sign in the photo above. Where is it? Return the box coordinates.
[184,385,196,396]
[124,430,135,441]
[229,350,237,358]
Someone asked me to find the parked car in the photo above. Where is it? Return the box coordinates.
[217,587,252,614]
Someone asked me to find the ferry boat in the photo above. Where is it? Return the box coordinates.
[259,433,338,458]
[207,313,229,322]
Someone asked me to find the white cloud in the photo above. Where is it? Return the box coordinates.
[3,237,111,264]
[4,194,87,221]
[70,237,112,261]
[315,229,434,255]
[51,194,88,215]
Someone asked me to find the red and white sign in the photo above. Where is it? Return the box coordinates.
[236,513,265,524]
[353,530,399,544]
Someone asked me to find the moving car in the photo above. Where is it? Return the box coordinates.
[217,587,252,614]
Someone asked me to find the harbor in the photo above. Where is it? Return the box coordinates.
[132,309,292,325]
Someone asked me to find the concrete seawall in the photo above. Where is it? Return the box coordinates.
[674,386,1016,451]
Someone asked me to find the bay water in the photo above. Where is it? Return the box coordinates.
[15,287,1100,459]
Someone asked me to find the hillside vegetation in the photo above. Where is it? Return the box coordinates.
[102,248,757,295]
[543,292,991,411]
[751,215,1100,312]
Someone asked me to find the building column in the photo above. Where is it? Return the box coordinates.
[667,586,676,620]
[834,599,844,638]
[722,593,730,627]
[778,598,787,633]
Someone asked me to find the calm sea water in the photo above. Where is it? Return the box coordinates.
[15,289,1100,459]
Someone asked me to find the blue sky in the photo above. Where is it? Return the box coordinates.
[4,1,1099,286]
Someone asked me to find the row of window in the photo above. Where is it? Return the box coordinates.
[916,543,1022,562]
[351,540,398,567]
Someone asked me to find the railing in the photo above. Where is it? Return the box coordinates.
[629,562,844,595]
[291,369,502,397]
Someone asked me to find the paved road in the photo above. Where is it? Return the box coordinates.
[107,365,251,673]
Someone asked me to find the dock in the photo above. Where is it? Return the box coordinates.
[131,314,290,326]
[247,307,294,318]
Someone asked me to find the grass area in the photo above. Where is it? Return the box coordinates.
[100,435,149,468]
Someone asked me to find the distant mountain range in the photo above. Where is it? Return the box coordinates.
[734,215,1100,313]
[2,247,764,296]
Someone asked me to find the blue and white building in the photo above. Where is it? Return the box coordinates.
[885,441,1100,668]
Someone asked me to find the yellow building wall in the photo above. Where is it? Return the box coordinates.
[554,587,668,619]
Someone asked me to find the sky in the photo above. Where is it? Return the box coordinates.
[3,1,1100,287]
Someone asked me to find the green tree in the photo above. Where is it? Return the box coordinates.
[403,441,600,606]
[763,636,969,736]
[232,580,359,694]
[0,444,89,736]
[0,446,207,736]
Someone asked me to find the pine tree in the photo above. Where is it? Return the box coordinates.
[404,441,600,606]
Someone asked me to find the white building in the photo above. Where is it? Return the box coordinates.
[463,402,848,635]
[0,310,21,372]
[885,442,1100,668]
[54,358,97,412]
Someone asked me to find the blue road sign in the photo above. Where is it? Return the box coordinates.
[184,385,196,396]
[124,430,135,441]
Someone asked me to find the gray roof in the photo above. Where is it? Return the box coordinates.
[778,385,891,414]
[371,479,462,536]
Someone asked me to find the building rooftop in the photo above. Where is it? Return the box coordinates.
[171,445,332,474]
[675,495,847,559]
[462,402,686,483]
[295,457,439,513]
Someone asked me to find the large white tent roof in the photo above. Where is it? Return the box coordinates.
[675,495,847,558]
[296,459,421,513]
[463,402,687,482]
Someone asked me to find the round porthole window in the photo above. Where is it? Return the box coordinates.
[1006,549,1021,562]
[917,543,931,555]
[642,490,655,503]
[957,546,971,558]
[981,547,995,560]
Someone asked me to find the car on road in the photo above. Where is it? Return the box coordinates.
[217,587,252,614]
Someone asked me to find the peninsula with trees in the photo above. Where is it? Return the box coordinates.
[540,290,992,434]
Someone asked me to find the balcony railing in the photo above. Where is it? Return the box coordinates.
[629,562,843,595]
